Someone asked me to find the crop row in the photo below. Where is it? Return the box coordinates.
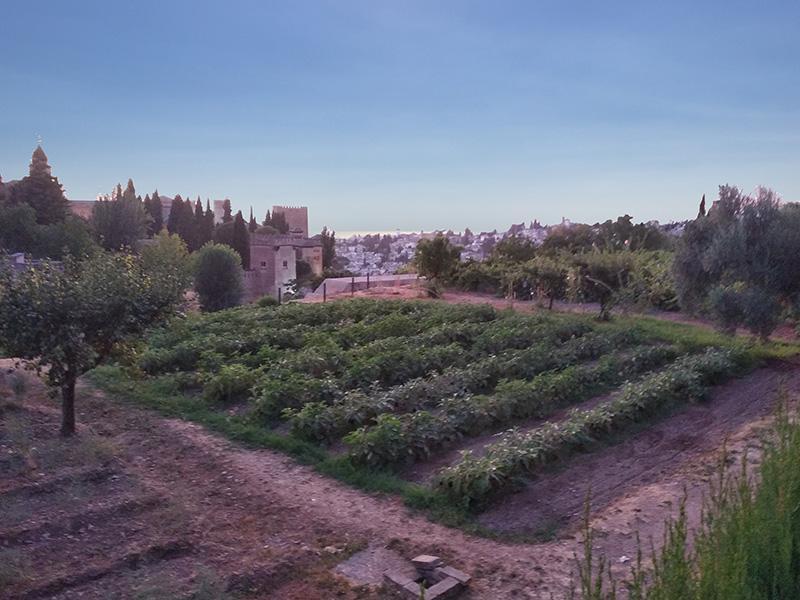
[285,329,644,442]
[247,317,595,420]
[435,348,739,508]
[139,300,502,374]
[344,344,679,468]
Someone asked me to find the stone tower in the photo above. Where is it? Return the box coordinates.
[272,205,309,237]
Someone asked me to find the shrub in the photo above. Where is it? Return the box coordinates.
[194,243,243,312]
[202,363,257,404]
[707,284,744,335]
[257,295,279,308]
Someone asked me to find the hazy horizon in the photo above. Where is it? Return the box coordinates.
[2,1,798,234]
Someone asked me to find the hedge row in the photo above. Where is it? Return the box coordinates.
[435,348,739,508]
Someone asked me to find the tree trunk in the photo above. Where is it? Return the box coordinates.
[548,296,554,310]
[61,376,76,436]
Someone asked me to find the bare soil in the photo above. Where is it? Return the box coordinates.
[2,351,798,598]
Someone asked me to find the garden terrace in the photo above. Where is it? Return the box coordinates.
[99,298,793,536]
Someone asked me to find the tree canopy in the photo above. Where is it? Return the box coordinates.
[0,252,186,434]
[8,146,70,225]
[193,243,244,312]
[673,185,800,338]
[414,234,462,280]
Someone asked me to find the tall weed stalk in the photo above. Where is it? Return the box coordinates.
[571,390,800,599]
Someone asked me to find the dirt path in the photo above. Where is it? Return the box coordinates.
[2,358,798,599]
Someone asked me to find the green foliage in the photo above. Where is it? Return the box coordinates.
[7,146,70,225]
[414,234,462,280]
[140,230,193,295]
[0,203,98,259]
[203,363,258,404]
[576,402,800,600]
[569,252,635,319]
[436,349,740,508]
[491,235,537,262]
[674,186,796,339]
[346,344,678,468]
[193,243,243,312]
[232,211,251,269]
[257,295,279,307]
[91,184,149,250]
[0,252,184,434]
[321,226,336,269]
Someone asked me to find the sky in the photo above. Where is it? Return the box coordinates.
[1,1,798,234]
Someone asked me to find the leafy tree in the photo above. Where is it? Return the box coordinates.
[141,230,193,294]
[0,253,185,435]
[525,256,567,309]
[491,235,537,263]
[320,226,336,269]
[0,202,39,253]
[193,243,243,312]
[570,252,634,319]
[414,234,462,281]
[36,216,99,259]
[540,223,598,255]
[9,146,70,225]
[214,220,234,247]
[91,186,149,250]
[0,202,97,258]
[232,210,251,269]
[674,185,797,338]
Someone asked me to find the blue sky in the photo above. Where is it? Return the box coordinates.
[1,1,798,234]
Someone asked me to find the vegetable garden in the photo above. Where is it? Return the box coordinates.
[106,298,769,524]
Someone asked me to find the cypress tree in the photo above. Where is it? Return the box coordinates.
[167,195,182,234]
[143,194,154,236]
[122,179,136,202]
[232,210,250,269]
[222,199,232,223]
[194,198,209,249]
[262,209,271,226]
[203,200,216,248]
[148,190,163,234]
[248,206,257,233]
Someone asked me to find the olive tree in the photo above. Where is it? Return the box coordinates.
[0,252,186,435]
[674,185,800,339]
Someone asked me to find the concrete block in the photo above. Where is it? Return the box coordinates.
[435,565,472,585]
[412,554,443,571]
[383,570,414,588]
[425,577,462,599]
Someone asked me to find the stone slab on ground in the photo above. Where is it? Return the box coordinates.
[334,543,417,586]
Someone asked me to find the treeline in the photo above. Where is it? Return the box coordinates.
[414,189,800,339]
[415,215,676,319]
